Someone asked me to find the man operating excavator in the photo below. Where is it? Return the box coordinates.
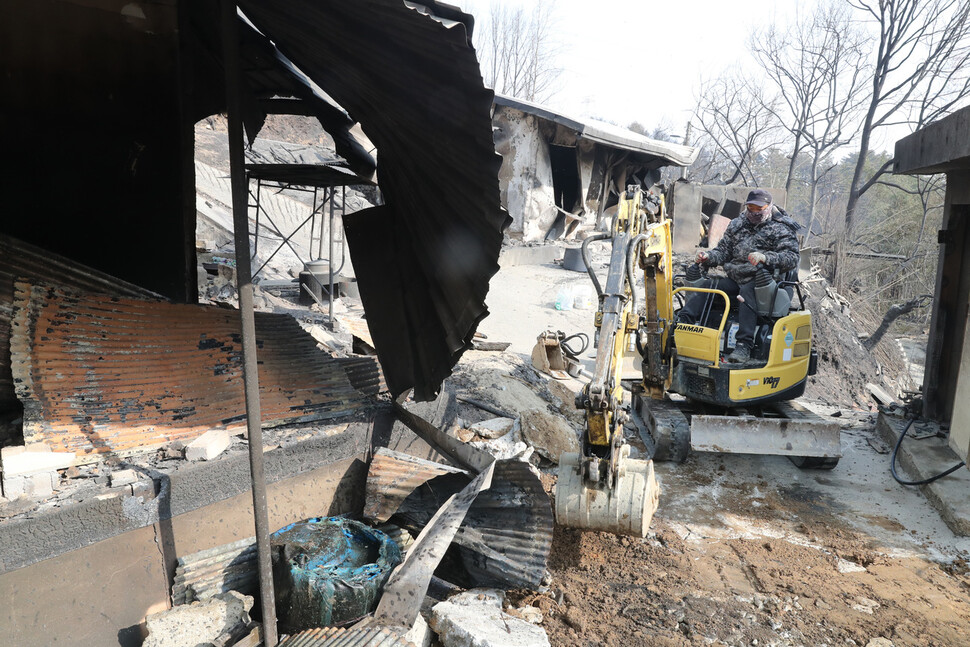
[678,188,801,364]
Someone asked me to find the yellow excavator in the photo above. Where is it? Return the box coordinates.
[555,186,838,536]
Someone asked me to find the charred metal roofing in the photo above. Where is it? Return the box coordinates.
[10,283,368,461]
[494,93,700,168]
[236,0,509,401]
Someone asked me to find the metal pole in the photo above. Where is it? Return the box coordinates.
[220,2,278,644]
[328,186,335,326]
[317,187,328,260]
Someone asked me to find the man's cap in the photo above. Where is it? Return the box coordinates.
[745,188,772,206]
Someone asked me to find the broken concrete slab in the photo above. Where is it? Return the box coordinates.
[867,383,899,406]
[517,408,580,464]
[430,589,550,647]
[469,433,530,461]
[0,445,75,477]
[143,591,253,647]
[185,430,231,461]
[469,417,513,439]
[877,413,970,536]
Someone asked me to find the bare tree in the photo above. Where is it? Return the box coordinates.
[752,0,871,241]
[471,1,562,103]
[840,0,970,277]
[691,70,783,186]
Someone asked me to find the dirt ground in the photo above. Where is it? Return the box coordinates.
[506,462,970,647]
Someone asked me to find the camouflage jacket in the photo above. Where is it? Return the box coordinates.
[705,206,800,284]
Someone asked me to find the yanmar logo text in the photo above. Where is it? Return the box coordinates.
[763,376,781,389]
[677,324,704,334]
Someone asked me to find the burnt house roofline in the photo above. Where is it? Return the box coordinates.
[493,93,699,168]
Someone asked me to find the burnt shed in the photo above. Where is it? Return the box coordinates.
[491,94,698,242]
[0,1,506,644]
[1,0,506,405]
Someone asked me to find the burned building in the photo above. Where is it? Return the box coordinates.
[491,94,698,242]
[0,1,510,644]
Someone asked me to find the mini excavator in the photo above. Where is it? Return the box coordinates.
[555,187,840,537]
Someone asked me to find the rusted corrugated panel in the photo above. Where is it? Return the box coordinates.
[363,448,468,523]
[0,233,157,412]
[237,0,510,402]
[278,626,414,647]
[10,283,367,460]
[172,537,257,606]
[337,356,385,397]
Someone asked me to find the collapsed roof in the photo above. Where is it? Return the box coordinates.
[216,0,510,401]
[494,93,699,169]
[2,0,508,405]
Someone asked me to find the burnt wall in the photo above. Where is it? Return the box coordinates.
[0,0,195,301]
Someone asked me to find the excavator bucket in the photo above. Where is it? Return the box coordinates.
[554,447,661,537]
[530,330,571,380]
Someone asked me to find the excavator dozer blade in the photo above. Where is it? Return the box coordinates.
[554,451,661,537]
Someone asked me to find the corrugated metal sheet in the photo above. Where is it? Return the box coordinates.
[0,233,157,413]
[373,462,495,628]
[278,626,414,647]
[494,93,700,167]
[336,356,385,397]
[10,283,368,459]
[364,448,468,523]
[454,459,554,590]
[172,537,258,606]
[183,2,377,179]
[390,459,553,591]
[237,0,510,402]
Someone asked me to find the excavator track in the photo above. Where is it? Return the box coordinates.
[634,397,841,468]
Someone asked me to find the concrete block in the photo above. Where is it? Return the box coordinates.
[2,474,26,499]
[517,408,581,464]
[1,446,75,478]
[469,417,513,439]
[130,479,157,501]
[26,472,55,498]
[405,613,433,647]
[144,591,253,647]
[430,589,550,647]
[3,471,58,499]
[110,469,140,488]
[185,430,231,461]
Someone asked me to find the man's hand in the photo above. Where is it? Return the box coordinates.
[748,251,767,266]
[695,251,710,266]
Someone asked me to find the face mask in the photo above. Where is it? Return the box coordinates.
[745,205,771,225]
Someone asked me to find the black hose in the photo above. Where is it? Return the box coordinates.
[890,417,966,485]
[560,332,589,359]
[581,232,610,298]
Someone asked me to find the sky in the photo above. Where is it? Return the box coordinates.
[459,0,805,138]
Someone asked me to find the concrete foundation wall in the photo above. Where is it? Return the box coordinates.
[0,403,446,646]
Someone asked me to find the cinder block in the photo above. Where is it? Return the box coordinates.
[1,446,75,477]
[130,479,157,501]
[185,430,231,461]
[26,472,55,498]
[2,474,26,499]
